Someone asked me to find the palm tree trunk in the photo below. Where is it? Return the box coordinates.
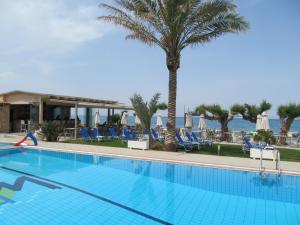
[165,68,177,151]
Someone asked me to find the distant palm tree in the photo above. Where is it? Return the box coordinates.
[99,0,249,150]
[130,93,167,146]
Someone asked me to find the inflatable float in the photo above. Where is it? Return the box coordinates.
[14,133,38,146]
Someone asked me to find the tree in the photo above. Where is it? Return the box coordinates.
[231,100,272,123]
[130,93,167,146]
[277,104,300,145]
[195,104,235,141]
[99,0,249,151]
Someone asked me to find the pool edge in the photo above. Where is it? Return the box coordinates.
[23,145,300,177]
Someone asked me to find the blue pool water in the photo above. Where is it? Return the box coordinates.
[0,147,300,225]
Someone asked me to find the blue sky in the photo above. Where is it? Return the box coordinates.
[0,0,299,118]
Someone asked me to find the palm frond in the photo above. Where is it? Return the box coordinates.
[130,93,167,130]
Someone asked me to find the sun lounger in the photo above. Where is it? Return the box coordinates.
[130,130,139,141]
[242,136,268,152]
[80,128,94,141]
[191,132,213,146]
[185,132,202,149]
[151,128,164,142]
[120,128,132,141]
[176,131,198,150]
[143,129,150,136]
[108,127,119,139]
[92,128,104,141]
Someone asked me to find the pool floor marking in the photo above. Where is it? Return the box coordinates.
[0,195,15,205]
[0,176,61,191]
[0,166,173,225]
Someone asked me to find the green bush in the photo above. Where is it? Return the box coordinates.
[254,130,276,145]
[110,114,121,125]
[41,121,65,142]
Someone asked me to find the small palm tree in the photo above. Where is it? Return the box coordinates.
[99,0,249,150]
[130,93,167,145]
[278,104,300,145]
[231,100,272,123]
[195,104,236,141]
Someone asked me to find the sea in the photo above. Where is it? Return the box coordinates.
[78,115,300,134]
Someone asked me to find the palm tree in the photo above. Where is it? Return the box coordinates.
[277,104,300,145]
[99,0,249,150]
[130,93,167,146]
[195,104,235,141]
[231,100,272,123]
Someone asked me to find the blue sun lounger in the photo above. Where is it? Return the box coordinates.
[120,128,133,142]
[143,129,150,136]
[242,136,267,152]
[80,128,94,141]
[176,131,198,150]
[151,128,164,142]
[185,132,202,149]
[108,127,119,139]
[92,128,104,141]
[191,132,213,146]
[130,130,139,141]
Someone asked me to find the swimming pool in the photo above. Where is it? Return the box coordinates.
[0,147,299,225]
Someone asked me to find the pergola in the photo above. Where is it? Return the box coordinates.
[45,94,133,138]
[0,90,133,136]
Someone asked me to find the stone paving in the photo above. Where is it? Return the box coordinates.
[1,135,300,175]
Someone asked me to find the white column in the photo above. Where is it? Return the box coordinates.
[75,102,78,139]
[39,99,43,124]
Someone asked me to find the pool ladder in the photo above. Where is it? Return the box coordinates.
[259,149,281,174]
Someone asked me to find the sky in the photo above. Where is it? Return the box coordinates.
[0,0,299,118]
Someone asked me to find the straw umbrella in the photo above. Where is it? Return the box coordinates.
[134,114,141,126]
[261,111,270,131]
[185,113,193,132]
[198,114,206,130]
[121,111,128,127]
[256,114,262,131]
[94,111,100,128]
[156,112,163,127]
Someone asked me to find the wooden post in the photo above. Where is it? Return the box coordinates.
[107,108,111,125]
[39,99,43,124]
[85,108,90,127]
[75,102,78,139]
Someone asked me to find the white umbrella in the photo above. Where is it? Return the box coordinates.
[256,114,262,131]
[261,111,270,131]
[156,112,163,127]
[121,111,128,126]
[185,113,193,129]
[135,114,141,125]
[198,114,206,130]
[94,111,100,128]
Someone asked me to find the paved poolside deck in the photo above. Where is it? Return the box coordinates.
[1,135,300,175]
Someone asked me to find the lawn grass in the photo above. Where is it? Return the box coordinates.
[188,144,249,158]
[189,144,300,162]
[64,139,300,162]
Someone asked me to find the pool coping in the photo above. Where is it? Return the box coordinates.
[25,145,300,177]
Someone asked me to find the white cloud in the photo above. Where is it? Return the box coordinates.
[0,0,111,56]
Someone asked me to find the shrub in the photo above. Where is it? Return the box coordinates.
[41,121,65,142]
[110,114,121,126]
[254,130,276,145]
